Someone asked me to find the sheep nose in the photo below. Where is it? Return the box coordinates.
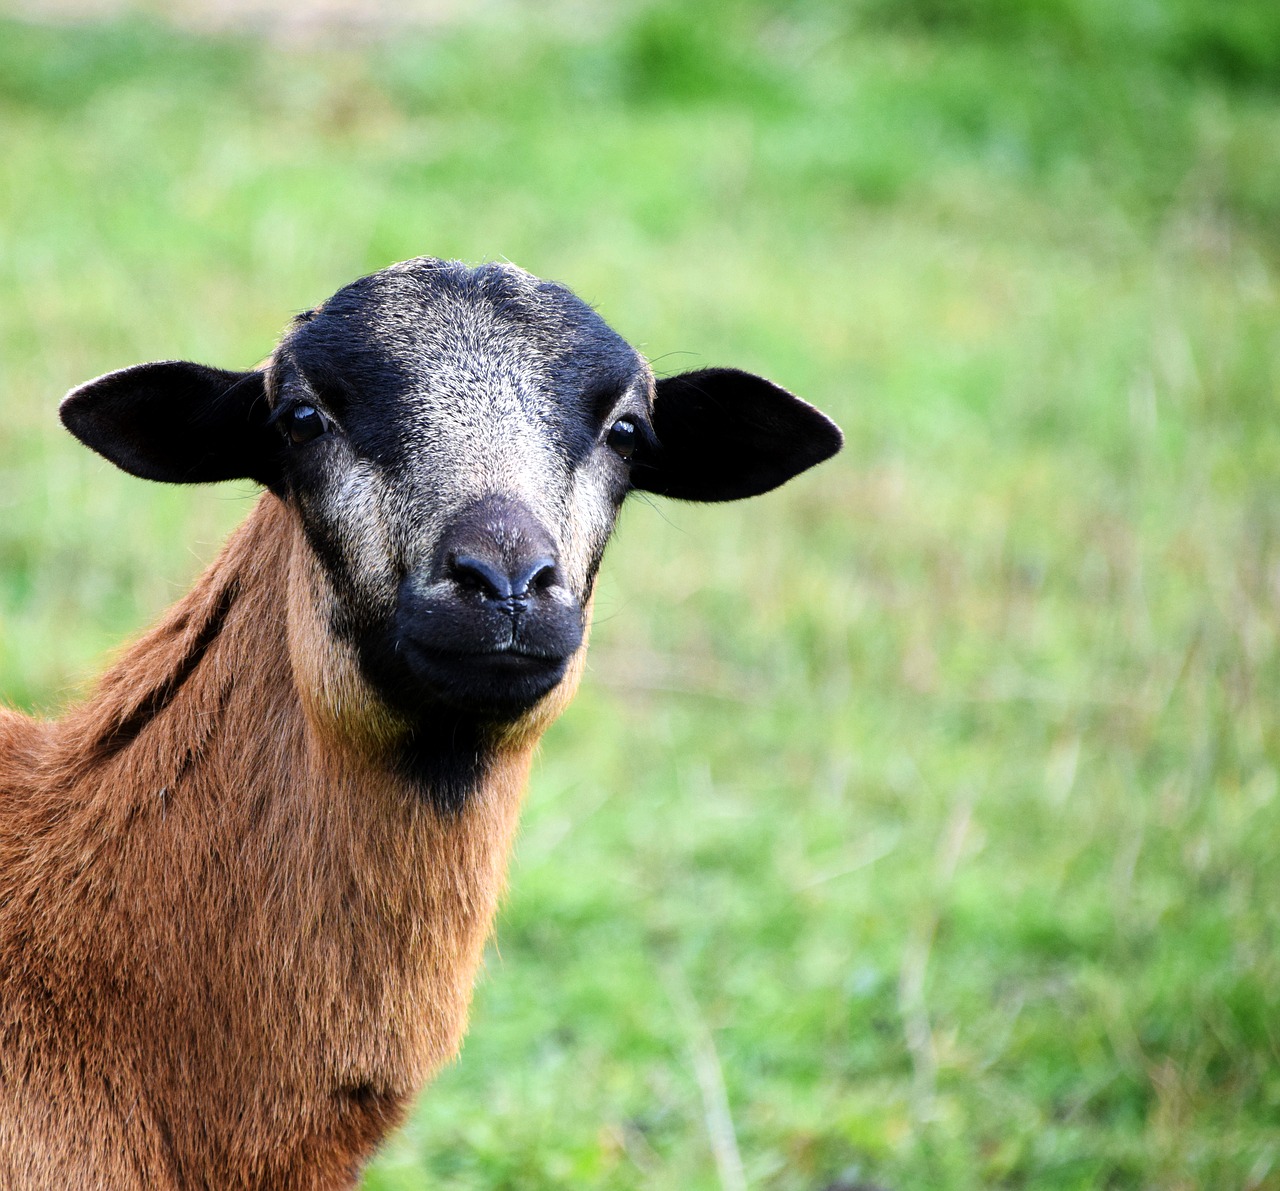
[433,494,564,614]
[450,553,559,603]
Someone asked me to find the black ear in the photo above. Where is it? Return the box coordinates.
[630,367,843,502]
[60,361,279,487]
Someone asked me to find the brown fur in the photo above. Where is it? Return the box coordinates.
[0,494,574,1189]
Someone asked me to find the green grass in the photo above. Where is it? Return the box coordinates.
[2,3,1279,1187]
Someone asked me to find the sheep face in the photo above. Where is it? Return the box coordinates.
[268,259,649,722]
[59,257,842,740]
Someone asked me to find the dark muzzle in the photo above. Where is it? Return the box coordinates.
[386,495,584,717]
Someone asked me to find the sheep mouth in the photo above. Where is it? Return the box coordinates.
[357,588,584,721]
[394,640,573,718]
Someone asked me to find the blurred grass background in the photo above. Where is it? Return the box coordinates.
[2,1,1280,1187]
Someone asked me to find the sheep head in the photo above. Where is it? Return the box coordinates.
[59,258,842,803]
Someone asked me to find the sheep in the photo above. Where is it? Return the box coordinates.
[0,257,842,1189]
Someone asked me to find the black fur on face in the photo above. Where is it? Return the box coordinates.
[59,256,844,743]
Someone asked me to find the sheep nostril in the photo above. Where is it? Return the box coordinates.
[514,557,559,599]
[449,555,513,601]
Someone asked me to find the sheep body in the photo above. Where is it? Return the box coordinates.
[1,500,544,1188]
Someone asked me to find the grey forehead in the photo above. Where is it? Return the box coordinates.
[276,258,646,409]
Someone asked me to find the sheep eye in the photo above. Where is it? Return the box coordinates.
[286,404,328,445]
[606,418,639,461]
